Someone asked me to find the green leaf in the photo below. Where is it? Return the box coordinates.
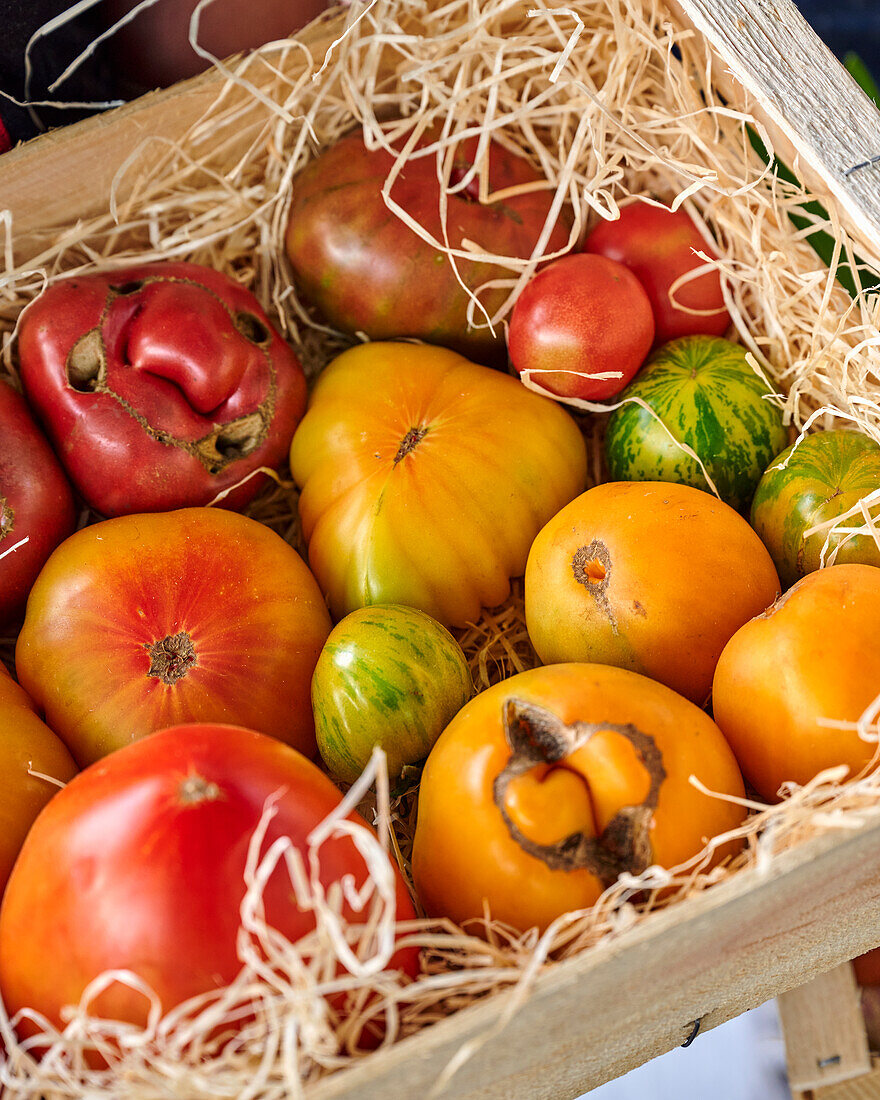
[844,52,880,110]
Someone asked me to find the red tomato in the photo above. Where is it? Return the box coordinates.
[15,508,332,766]
[17,262,307,516]
[507,253,654,401]
[584,201,731,344]
[0,380,76,626]
[0,723,418,1045]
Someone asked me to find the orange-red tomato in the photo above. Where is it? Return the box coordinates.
[412,663,745,933]
[713,564,880,802]
[0,665,76,894]
[0,723,418,1044]
[15,508,332,766]
[525,482,780,706]
[507,253,655,401]
[584,201,731,344]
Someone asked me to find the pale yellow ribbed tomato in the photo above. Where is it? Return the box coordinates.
[289,342,588,627]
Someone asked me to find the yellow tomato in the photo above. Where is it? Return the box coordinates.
[0,664,77,892]
[412,663,745,933]
[289,342,587,627]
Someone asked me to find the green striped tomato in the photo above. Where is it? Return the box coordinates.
[750,430,880,588]
[604,336,787,512]
[312,604,473,784]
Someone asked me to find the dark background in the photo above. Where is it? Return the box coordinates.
[0,1,879,146]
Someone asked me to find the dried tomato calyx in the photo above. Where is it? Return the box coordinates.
[0,496,13,540]
[145,631,197,685]
[492,698,665,884]
[394,425,429,465]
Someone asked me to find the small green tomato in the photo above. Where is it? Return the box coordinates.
[311,604,473,783]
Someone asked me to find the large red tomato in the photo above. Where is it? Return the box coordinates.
[0,380,76,626]
[507,253,655,401]
[17,262,307,516]
[285,130,572,365]
[15,508,332,766]
[0,723,418,1043]
[584,201,731,344]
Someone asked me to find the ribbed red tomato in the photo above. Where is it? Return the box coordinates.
[0,723,418,1045]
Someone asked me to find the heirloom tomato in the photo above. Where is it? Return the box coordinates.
[312,604,473,783]
[0,380,76,626]
[584,200,731,343]
[17,262,307,516]
[289,342,587,628]
[412,663,745,932]
[605,336,787,513]
[285,129,572,364]
[713,564,880,802]
[0,664,76,894]
[507,253,655,401]
[0,723,418,1043]
[750,430,880,588]
[15,508,331,766]
[525,482,780,705]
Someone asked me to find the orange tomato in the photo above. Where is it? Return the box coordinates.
[15,509,332,766]
[0,665,76,893]
[713,564,880,802]
[524,482,780,705]
[412,663,745,933]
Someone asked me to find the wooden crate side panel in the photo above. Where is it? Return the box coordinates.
[306,821,880,1100]
[779,964,871,1091]
[793,1058,880,1100]
[670,0,880,269]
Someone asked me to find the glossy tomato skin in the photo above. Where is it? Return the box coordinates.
[412,663,745,933]
[0,381,76,626]
[313,604,473,783]
[0,665,77,894]
[16,508,332,766]
[584,202,731,343]
[507,253,654,401]
[751,430,880,588]
[290,342,587,628]
[605,336,787,513]
[17,262,307,516]
[525,482,780,705]
[713,564,880,802]
[285,130,572,365]
[0,723,418,1038]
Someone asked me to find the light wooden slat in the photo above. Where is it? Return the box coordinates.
[669,0,880,269]
[792,1058,880,1100]
[779,964,871,1092]
[302,819,880,1100]
[0,10,341,265]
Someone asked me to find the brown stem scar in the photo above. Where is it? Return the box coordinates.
[146,631,197,684]
[493,698,666,884]
[394,425,429,465]
[572,539,618,634]
[0,496,13,540]
[178,774,222,804]
[66,328,106,392]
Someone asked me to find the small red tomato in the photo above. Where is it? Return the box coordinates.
[0,723,418,1044]
[507,253,654,401]
[17,262,307,517]
[0,380,76,626]
[584,201,731,344]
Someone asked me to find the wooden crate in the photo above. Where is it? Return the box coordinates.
[3,2,880,1097]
